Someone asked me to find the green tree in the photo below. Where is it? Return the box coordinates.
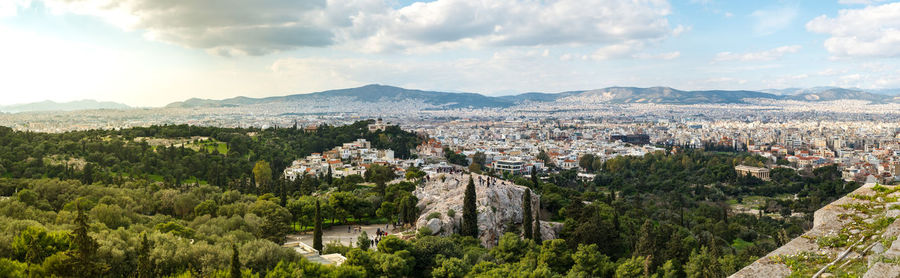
[461,176,478,238]
[538,239,573,274]
[491,233,531,264]
[69,205,108,276]
[377,236,412,254]
[534,197,543,244]
[685,246,721,278]
[537,150,551,165]
[657,260,679,278]
[432,257,470,278]
[579,154,595,172]
[0,258,27,277]
[531,166,539,188]
[376,201,397,223]
[194,199,218,217]
[357,231,372,251]
[567,244,614,278]
[12,226,69,265]
[230,244,242,278]
[523,189,533,239]
[615,256,647,278]
[253,160,272,188]
[136,233,153,278]
[634,219,657,258]
[313,199,323,253]
[397,193,419,226]
[250,200,292,244]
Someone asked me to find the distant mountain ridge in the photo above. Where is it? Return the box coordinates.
[165,84,900,108]
[0,100,131,113]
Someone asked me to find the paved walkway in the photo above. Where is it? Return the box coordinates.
[289,224,402,248]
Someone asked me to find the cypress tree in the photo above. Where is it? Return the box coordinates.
[522,189,533,239]
[534,196,543,244]
[71,202,107,276]
[230,244,241,278]
[634,219,656,258]
[278,178,287,208]
[531,166,539,189]
[326,167,333,185]
[461,176,478,238]
[313,199,323,252]
[136,233,153,278]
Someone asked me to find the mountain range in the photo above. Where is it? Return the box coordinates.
[164,84,900,109]
[4,85,898,113]
[0,100,131,113]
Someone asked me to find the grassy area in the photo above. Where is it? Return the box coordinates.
[731,238,754,252]
[186,139,229,155]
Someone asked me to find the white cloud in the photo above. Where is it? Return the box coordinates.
[807,3,900,58]
[37,0,348,56]
[633,51,681,60]
[0,0,30,17]
[713,45,801,62]
[750,5,798,35]
[590,41,646,60]
[36,0,676,56]
[350,0,676,53]
[838,0,889,5]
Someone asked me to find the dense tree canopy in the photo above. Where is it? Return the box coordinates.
[0,123,856,277]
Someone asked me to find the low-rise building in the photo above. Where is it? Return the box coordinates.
[735,165,771,181]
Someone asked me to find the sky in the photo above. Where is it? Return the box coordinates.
[1,0,899,107]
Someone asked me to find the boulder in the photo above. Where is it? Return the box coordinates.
[425,218,443,235]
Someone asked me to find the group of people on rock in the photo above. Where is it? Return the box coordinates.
[434,167,462,174]
[476,174,506,188]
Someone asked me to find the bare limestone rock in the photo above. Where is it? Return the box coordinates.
[425,218,442,235]
[732,180,900,278]
[414,173,558,247]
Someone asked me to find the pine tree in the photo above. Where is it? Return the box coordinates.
[71,203,108,276]
[313,199,323,252]
[357,231,372,251]
[634,220,656,256]
[522,189,533,239]
[634,220,657,270]
[230,244,241,278]
[136,233,153,278]
[461,176,478,238]
[534,195,543,244]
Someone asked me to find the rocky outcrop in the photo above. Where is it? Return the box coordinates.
[413,173,558,247]
[732,179,900,278]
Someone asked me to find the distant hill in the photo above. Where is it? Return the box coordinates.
[163,84,900,108]
[165,84,513,109]
[0,100,131,113]
[555,87,776,104]
[788,88,893,102]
